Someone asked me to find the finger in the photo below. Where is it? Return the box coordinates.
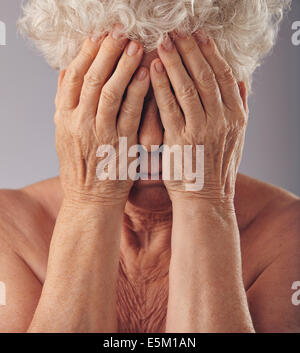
[117,67,150,136]
[195,34,243,112]
[173,33,222,117]
[150,59,184,134]
[96,40,144,135]
[58,70,66,89]
[238,81,248,114]
[157,35,204,129]
[60,37,103,110]
[55,70,66,108]
[79,25,129,114]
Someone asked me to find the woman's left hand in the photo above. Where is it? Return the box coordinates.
[150,32,248,205]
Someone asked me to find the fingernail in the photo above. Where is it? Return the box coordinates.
[162,36,174,51]
[137,67,147,81]
[194,30,209,44]
[112,24,124,40]
[155,61,165,73]
[127,41,140,56]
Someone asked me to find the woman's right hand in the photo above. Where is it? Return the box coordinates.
[54,26,150,207]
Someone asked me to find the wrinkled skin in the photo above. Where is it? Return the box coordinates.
[0,27,300,333]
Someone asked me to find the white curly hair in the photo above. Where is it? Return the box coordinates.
[18,0,291,91]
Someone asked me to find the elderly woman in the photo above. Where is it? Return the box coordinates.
[0,0,299,333]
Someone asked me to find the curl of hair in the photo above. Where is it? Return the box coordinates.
[18,0,291,91]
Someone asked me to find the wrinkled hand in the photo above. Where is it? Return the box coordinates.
[150,32,248,204]
[54,27,150,206]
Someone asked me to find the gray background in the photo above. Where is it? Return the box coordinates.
[0,1,299,195]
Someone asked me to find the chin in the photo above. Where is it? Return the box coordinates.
[128,180,171,211]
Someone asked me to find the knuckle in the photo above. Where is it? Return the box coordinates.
[101,85,120,106]
[65,66,82,84]
[79,47,95,62]
[233,105,248,123]
[218,65,235,85]
[179,84,198,101]
[202,69,216,83]
[196,69,216,88]
[237,115,247,128]
[84,72,102,88]
[54,109,68,126]
[227,118,244,134]
[121,101,137,117]
[163,94,179,113]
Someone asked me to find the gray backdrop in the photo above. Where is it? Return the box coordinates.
[0,1,299,195]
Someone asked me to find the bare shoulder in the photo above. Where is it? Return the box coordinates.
[0,178,62,281]
[0,181,59,332]
[0,188,39,247]
[235,173,299,231]
[236,174,300,286]
[236,175,300,332]
[237,174,300,257]
[0,179,57,241]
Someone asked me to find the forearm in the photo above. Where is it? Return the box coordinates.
[166,199,254,333]
[28,199,124,333]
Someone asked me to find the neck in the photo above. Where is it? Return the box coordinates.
[120,196,172,280]
[125,183,172,243]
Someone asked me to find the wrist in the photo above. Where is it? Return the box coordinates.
[62,196,126,216]
[172,197,237,230]
[171,198,239,248]
[57,198,125,239]
[172,196,235,214]
[62,191,128,210]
